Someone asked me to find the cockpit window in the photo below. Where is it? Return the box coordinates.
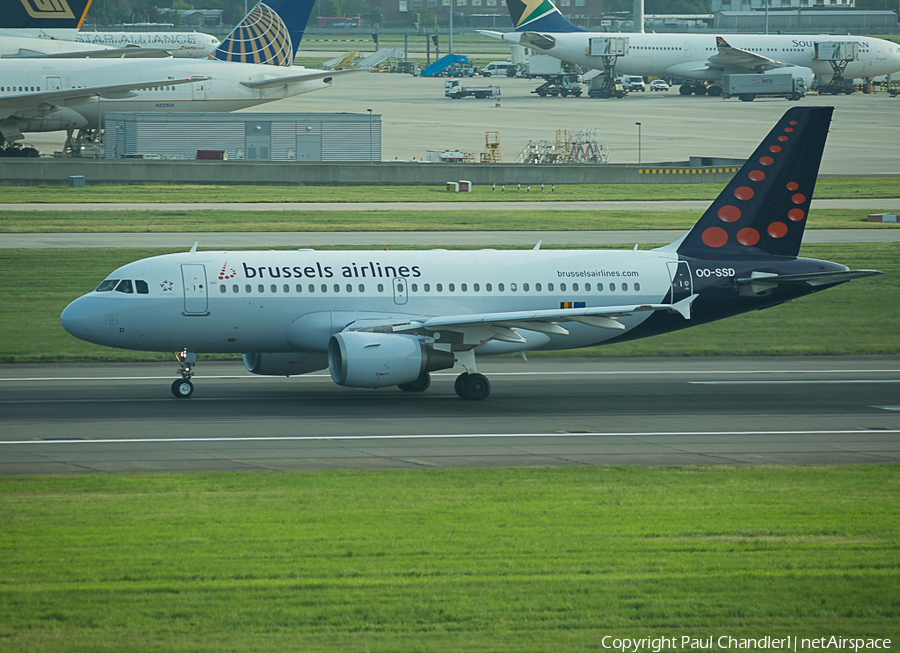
[115,280,134,294]
[95,279,119,292]
[135,280,149,295]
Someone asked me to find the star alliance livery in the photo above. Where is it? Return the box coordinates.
[1,0,220,59]
[0,0,357,146]
[481,0,900,95]
[62,107,880,400]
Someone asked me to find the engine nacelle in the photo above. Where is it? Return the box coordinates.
[242,352,328,376]
[14,107,89,135]
[328,332,454,389]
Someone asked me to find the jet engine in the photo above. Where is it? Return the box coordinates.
[328,332,454,389]
[242,352,328,376]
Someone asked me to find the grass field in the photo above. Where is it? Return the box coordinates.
[0,466,897,652]
[1,243,896,363]
[0,178,897,204]
[2,208,895,233]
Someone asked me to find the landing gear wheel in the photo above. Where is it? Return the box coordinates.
[455,373,491,400]
[399,372,431,393]
[679,84,693,95]
[172,379,194,398]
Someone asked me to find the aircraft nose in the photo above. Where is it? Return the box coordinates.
[61,296,107,341]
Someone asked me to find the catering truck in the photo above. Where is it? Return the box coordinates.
[721,73,806,101]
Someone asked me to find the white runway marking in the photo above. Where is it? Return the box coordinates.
[3,429,899,446]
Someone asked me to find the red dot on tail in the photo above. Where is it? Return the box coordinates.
[789,120,798,125]
[769,145,782,153]
[788,208,805,221]
[768,222,788,238]
[718,205,741,222]
[786,182,799,191]
[748,170,765,182]
[737,228,760,246]
[791,193,806,204]
[734,186,754,201]
[777,135,789,142]
[702,227,728,248]
[759,156,774,166]
[784,127,794,133]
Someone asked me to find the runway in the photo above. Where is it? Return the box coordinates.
[2,357,897,475]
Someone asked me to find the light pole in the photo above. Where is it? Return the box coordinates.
[635,121,641,165]
[367,108,373,163]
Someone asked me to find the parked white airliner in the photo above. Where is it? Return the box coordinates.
[481,0,900,95]
[61,107,880,401]
[1,0,219,59]
[0,0,358,146]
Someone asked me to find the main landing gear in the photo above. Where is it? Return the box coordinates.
[450,350,491,400]
[172,349,197,398]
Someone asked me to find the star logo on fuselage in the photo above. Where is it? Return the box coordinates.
[160,280,174,292]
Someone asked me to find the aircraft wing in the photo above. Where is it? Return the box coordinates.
[6,47,174,59]
[737,269,882,294]
[0,76,202,117]
[707,36,792,72]
[349,295,698,346]
[240,68,370,89]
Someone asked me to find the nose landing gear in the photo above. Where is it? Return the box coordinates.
[172,349,197,398]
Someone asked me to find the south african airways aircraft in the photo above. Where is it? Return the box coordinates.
[61,107,880,401]
[0,0,357,146]
[480,0,900,95]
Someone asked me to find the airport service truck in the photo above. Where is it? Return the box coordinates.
[444,80,501,99]
[527,54,583,97]
[722,73,806,101]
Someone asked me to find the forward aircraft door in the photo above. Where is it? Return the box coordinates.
[181,264,209,315]
[667,260,693,303]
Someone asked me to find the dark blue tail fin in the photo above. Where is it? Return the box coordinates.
[677,106,833,258]
[5,0,92,29]
[213,0,315,66]
[505,0,585,32]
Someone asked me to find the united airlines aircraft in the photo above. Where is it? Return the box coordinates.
[61,107,880,400]
[0,0,358,147]
[481,0,900,95]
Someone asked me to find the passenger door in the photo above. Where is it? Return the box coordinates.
[182,264,209,315]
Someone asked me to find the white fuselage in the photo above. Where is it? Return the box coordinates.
[0,29,220,58]
[61,249,677,355]
[0,58,333,133]
[72,31,221,58]
[506,32,900,83]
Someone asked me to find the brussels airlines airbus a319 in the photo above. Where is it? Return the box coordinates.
[62,107,880,401]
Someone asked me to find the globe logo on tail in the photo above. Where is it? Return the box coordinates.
[214,2,293,66]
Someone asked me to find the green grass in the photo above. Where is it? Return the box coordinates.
[1,243,896,363]
[1,208,895,233]
[0,466,897,652]
[0,178,896,203]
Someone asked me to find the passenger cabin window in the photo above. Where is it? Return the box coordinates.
[115,280,133,294]
[95,279,119,292]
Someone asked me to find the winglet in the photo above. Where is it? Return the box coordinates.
[671,294,698,320]
[189,242,199,253]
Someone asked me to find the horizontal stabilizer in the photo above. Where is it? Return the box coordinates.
[240,68,367,89]
[737,269,882,293]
